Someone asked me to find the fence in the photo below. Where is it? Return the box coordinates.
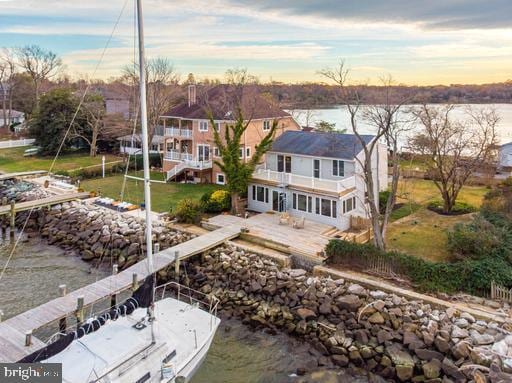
[490,281,512,302]
[0,138,35,149]
[350,215,371,230]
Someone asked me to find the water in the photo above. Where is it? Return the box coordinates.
[291,104,512,144]
[0,234,358,382]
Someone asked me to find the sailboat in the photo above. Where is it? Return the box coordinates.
[20,1,221,381]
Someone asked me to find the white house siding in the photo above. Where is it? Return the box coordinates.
[265,152,355,181]
[499,143,512,171]
[247,182,353,231]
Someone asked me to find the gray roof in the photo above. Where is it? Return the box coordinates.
[270,131,375,160]
[117,134,163,144]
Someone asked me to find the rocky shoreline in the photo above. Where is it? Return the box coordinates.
[23,200,193,269]
[170,245,512,382]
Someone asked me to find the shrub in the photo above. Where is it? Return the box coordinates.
[200,189,231,213]
[325,238,512,294]
[447,216,502,261]
[174,199,202,224]
[379,190,391,212]
[427,200,477,215]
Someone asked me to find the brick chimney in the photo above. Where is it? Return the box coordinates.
[188,84,197,107]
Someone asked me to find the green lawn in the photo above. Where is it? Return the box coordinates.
[386,178,489,261]
[0,147,121,173]
[81,171,223,213]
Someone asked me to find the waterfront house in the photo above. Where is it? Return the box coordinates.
[160,84,301,184]
[498,142,512,175]
[248,130,388,231]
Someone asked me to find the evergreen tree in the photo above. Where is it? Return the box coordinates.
[211,112,276,214]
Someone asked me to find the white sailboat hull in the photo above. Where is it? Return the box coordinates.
[45,296,220,383]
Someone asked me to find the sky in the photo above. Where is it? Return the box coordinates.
[0,0,511,85]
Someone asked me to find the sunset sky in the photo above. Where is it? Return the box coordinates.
[0,0,511,85]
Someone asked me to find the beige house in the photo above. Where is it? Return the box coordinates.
[161,85,301,184]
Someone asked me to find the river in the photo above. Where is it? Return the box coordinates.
[0,234,368,382]
[291,104,512,144]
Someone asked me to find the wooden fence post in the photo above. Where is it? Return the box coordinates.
[175,251,180,281]
[132,273,138,291]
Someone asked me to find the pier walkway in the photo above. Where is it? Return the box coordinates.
[0,192,90,217]
[0,170,48,181]
[0,224,240,362]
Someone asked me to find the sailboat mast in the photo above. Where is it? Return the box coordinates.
[136,0,155,277]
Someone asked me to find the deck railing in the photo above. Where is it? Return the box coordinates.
[164,127,193,138]
[164,150,193,161]
[252,166,355,193]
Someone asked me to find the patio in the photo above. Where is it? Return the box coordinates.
[207,212,333,257]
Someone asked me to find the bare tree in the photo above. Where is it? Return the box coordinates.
[0,48,17,129]
[16,45,62,108]
[123,57,180,145]
[319,60,410,250]
[410,105,498,213]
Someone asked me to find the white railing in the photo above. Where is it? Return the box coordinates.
[164,127,193,138]
[0,138,35,149]
[164,150,194,161]
[252,167,355,193]
[166,159,212,180]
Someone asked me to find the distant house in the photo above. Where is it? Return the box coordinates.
[248,130,388,231]
[499,142,512,174]
[94,87,131,119]
[0,109,25,131]
[159,84,301,184]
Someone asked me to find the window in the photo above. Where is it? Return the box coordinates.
[255,186,268,203]
[216,173,225,185]
[246,147,251,157]
[199,120,208,132]
[239,147,244,158]
[292,193,297,209]
[308,196,312,213]
[315,197,320,214]
[285,156,291,173]
[213,147,220,157]
[277,155,284,172]
[297,194,307,211]
[332,200,337,218]
[343,196,356,214]
[263,120,271,131]
[321,198,332,217]
[333,160,345,177]
[313,159,320,178]
[214,122,221,131]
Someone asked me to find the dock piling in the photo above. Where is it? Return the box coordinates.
[111,264,118,308]
[76,296,84,328]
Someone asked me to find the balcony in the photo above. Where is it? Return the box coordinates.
[165,127,193,138]
[252,167,356,194]
[164,150,193,161]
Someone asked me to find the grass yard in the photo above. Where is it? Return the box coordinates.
[386,178,489,261]
[81,171,223,213]
[0,147,121,173]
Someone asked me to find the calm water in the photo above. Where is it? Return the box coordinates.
[0,235,352,382]
[291,104,512,144]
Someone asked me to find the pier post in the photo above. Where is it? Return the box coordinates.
[1,197,6,236]
[76,296,84,329]
[25,331,32,347]
[111,264,118,308]
[59,285,67,336]
[0,309,3,323]
[174,250,180,281]
[132,273,138,291]
[9,201,15,238]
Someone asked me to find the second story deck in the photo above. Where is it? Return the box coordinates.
[252,165,356,196]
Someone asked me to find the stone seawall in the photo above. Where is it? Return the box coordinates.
[23,201,194,269]
[174,244,512,382]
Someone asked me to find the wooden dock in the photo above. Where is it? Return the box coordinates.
[0,171,48,181]
[0,224,240,362]
[0,192,90,217]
